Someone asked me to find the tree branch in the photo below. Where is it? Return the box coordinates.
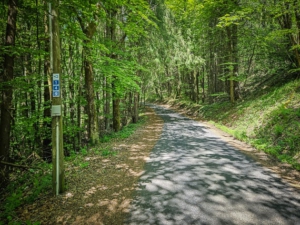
[0,161,44,170]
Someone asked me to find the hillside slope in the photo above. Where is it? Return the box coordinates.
[160,79,300,170]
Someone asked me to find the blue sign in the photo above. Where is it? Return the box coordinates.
[53,91,60,97]
[53,74,60,98]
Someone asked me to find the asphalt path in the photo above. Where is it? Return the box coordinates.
[125,104,300,225]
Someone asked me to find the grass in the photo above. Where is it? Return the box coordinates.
[208,80,300,170]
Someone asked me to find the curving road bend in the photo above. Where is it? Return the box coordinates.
[125,105,300,225]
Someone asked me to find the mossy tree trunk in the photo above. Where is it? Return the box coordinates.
[0,0,18,187]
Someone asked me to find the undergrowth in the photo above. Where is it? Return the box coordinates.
[0,163,52,225]
[0,114,146,225]
[100,118,145,143]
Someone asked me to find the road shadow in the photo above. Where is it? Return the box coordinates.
[125,105,300,225]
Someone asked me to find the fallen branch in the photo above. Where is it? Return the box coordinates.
[0,161,44,171]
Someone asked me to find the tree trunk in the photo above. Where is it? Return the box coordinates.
[226,25,237,104]
[0,0,18,187]
[43,7,52,162]
[202,67,205,103]
[77,18,98,143]
[132,92,139,123]
[105,77,111,130]
[112,79,121,132]
[84,56,98,142]
[195,70,199,104]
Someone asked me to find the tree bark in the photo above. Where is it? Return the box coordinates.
[0,0,18,187]
[112,80,121,132]
[77,17,99,143]
[84,56,98,142]
[226,24,238,104]
[132,92,139,123]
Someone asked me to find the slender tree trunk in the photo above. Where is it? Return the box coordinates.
[112,79,120,132]
[195,70,199,103]
[68,45,76,150]
[84,55,98,142]
[202,67,205,103]
[104,76,110,130]
[108,9,121,132]
[77,18,98,143]
[42,6,52,162]
[226,26,235,104]
[0,0,18,187]
[132,92,139,123]
[104,19,111,131]
[232,24,239,100]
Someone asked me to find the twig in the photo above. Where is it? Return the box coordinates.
[0,161,44,171]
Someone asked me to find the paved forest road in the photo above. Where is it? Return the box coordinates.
[125,105,300,225]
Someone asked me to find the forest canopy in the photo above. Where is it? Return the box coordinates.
[1,0,300,187]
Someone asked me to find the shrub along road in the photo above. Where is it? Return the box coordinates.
[125,104,300,225]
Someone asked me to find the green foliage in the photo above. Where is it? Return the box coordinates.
[79,162,89,168]
[101,118,145,143]
[0,166,51,224]
[80,146,88,156]
[100,136,111,143]
[101,148,117,157]
[274,124,284,137]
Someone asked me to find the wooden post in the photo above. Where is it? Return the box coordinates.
[49,1,65,195]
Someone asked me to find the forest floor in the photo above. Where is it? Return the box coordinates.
[15,103,300,224]
[16,107,164,225]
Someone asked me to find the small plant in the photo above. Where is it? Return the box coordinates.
[93,149,100,155]
[296,108,300,118]
[101,148,117,157]
[274,124,284,137]
[100,136,111,143]
[79,162,89,168]
[66,150,77,161]
[272,105,292,120]
[80,146,88,156]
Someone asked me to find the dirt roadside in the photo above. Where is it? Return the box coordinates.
[16,107,164,225]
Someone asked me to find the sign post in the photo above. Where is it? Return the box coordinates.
[50,1,64,195]
[52,73,60,97]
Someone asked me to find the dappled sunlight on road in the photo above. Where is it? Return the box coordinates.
[126,105,300,225]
